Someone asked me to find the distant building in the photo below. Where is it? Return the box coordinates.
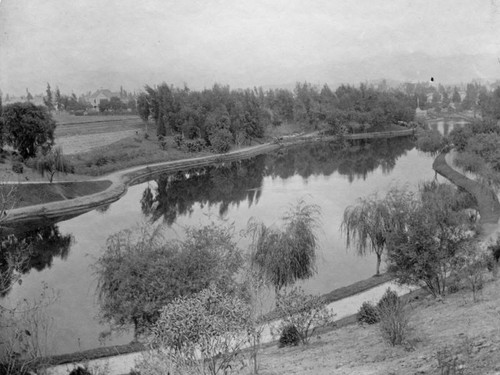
[88,89,118,110]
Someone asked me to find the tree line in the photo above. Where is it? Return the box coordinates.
[135,82,417,151]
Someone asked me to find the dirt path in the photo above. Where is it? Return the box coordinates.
[433,152,500,237]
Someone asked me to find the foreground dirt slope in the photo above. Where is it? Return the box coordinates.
[258,275,500,375]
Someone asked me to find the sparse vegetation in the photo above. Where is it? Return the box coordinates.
[273,287,335,346]
[377,289,409,346]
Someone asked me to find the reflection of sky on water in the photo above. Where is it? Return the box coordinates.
[4,140,441,356]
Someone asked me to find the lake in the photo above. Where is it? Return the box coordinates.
[1,130,455,356]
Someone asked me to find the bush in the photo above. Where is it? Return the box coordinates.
[377,288,399,311]
[11,161,23,174]
[69,367,92,375]
[377,290,409,346]
[93,154,111,167]
[274,287,335,345]
[416,129,446,154]
[357,301,380,324]
[452,243,490,302]
[151,285,251,375]
[209,128,232,153]
[157,135,167,150]
[279,324,301,347]
[183,138,206,153]
[454,151,485,174]
[173,134,184,148]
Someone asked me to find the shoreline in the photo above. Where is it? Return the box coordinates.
[1,129,415,229]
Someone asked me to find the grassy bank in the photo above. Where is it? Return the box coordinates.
[1,180,112,209]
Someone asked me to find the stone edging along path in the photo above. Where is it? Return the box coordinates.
[1,129,416,228]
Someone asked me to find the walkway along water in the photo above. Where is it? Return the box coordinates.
[433,152,500,239]
[0,129,415,228]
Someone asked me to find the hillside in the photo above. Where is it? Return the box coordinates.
[257,274,500,375]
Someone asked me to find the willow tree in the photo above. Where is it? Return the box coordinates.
[341,187,416,276]
[341,195,391,276]
[248,200,321,292]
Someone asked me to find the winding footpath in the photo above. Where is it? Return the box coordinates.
[433,152,500,240]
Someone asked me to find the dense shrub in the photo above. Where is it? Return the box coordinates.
[357,301,380,324]
[454,151,485,174]
[94,156,108,166]
[94,223,243,336]
[150,285,251,375]
[68,367,92,375]
[183,138,206,153]
[416,129,446,153]
[209,128,232,153]
[279,324,301,347]
[173,134,184,148]
[448,127,472,151]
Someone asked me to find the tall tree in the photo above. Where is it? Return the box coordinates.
[386,182,477,297]
[342,195,391,276]
[26,88,33,102]
[94,223,243,336]
[0,90,3,148]
[248,200,321,291]
[55,87,62,111]
[43,83,54,111]
[3,102,56,158]
[34,146,73,182]
[136,93,150,132]
[341,189,415,276]
[452,87,462,104]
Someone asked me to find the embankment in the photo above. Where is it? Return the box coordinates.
[433,152,500,237]
[2,129,416,228]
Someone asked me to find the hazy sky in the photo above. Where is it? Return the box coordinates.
[1,0,499,96]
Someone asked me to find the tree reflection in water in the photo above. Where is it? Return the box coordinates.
[141,137,415,224]
[0,225,73,297]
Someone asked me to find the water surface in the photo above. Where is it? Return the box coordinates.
[2,136,449,355]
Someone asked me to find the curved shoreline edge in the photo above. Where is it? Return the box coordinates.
[433,152,500,238]
[1,129,415,228]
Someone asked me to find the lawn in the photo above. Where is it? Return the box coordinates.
[0,180,112,209]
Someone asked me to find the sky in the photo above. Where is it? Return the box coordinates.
[0,0,499,96]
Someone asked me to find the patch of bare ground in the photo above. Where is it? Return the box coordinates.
[258,275,500,375]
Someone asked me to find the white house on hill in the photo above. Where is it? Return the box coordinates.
[88,89,117,110]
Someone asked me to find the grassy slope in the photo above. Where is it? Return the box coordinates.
[258,274,500,375]
[0,180,112,208]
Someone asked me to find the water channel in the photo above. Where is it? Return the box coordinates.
[1,121,461,356]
